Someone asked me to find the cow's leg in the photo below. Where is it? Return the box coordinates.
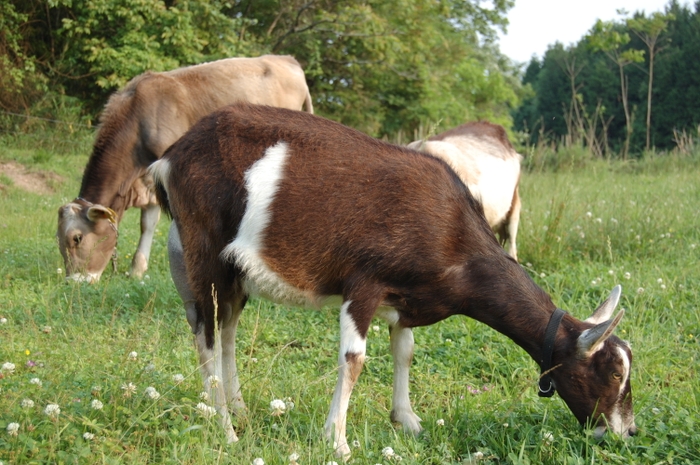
[130,203,160,278]
[221,300,247,417]
[389,324,422,434]
[325,299,375,459]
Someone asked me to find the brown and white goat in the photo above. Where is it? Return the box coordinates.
[408,121,522,260]
[149,104,636,458]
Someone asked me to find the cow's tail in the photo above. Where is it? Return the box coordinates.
[304,89,314,114]
[148,159,173,219]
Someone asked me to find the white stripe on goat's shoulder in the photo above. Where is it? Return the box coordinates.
[340,301,367,356]
[220,142,312,306]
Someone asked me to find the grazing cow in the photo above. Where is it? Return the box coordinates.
[408,121,522,260]
[149,104,636,458]
[57,55,314,282]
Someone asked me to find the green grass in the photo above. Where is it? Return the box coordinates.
[0,132,699,464]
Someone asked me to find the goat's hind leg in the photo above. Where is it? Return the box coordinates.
[389,324,422,434]
[221,300,247,417]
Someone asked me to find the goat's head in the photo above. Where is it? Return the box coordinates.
[551,286,636,438]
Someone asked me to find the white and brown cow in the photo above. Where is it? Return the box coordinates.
[149,104,636,458]
[408,121,522,260]
[57,55,314,282]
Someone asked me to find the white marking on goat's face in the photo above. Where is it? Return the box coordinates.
[57,203,116,282]
[221,142,316,306]
[555,338,636,438]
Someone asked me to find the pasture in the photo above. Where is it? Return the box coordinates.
[1,129,699,464]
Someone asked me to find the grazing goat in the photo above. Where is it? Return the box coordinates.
[408,121,522,260]
[149,104,636,458]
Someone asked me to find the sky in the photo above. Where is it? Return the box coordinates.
[498,0,690,64]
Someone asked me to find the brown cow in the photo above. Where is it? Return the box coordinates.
[408,121,522,260]
[57,55,313,282]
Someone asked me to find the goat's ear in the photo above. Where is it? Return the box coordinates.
[586,285,622,324]
[87,205,118,224]
[578,309,625,357]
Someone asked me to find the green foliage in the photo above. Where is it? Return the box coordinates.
[1,0,523,138]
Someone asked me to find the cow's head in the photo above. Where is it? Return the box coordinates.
[551,286,637,438]
[56,200,118,283]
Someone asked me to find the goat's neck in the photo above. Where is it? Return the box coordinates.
[460,255,565,366]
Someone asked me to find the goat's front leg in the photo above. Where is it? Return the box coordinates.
[130,203,160,278]
[325,300,369,459]
[389,325,422,434]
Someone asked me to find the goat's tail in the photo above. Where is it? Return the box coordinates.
[148,159,173,218]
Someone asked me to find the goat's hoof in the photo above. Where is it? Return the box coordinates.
[333,442,351,462]
[390,409,423,435]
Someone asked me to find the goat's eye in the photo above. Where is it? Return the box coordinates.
[612,372,622,381]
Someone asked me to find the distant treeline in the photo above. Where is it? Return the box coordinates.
[515,0,700,155]
[1,0,696,155]
[0,0,522,139]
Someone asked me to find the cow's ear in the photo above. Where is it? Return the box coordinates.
[87,205,118,224]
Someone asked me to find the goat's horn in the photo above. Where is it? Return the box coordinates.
[578,309,625,357]
[586,285,622,324]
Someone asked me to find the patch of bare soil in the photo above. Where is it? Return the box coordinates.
[0,161,64,195]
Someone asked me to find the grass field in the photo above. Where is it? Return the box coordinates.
[0,130,699,464]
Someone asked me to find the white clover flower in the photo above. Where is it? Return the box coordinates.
[251,357,258,363]
[661,284,667,290]
[326,462,339,465]
[289,452,300,462]
[196,402,217,419]
[83,432,95,440]
[121,382,137,398]
[539,272,546,278]
[579,232,585,239]
[42,325,52,334]
[2,362,16,374]
[652,407,661,415]
[352,439,361,448]
[91,385,102,395]
[127,351,138,361]
[637,287,644,294]
[586,212,592,218]
[252,459,265,465]
[207,375,220,388]
[270,399,286,416]
[608,270,614,275]
[436,418,445,426]
[611,218,618,224]
[144,386,160,400]
[372,325,381,333]
[624,272,631,279]
[382,446,395,458]
[44,403,61,419]
[30,378,42,387]
[595,218,602,223]
[284,398,295,411]
[57,268,62,274]
[145,275,150,280]
[144,362,155,372]
[542,431,554,444]
[172,374,185,384]
[91,399,104,410]
[0,317,7,325]
[125,293,130,298]
[691,244,697,249]
[6,422,19,436]
[657,278,663,284]
[21,399,34,408]
[199,391,210,401]
[473,451,485,460]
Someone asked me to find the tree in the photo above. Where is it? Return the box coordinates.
[587,18,645,158]
[627,11,674,150]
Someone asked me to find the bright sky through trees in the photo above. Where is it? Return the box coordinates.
[498,0,687,63]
